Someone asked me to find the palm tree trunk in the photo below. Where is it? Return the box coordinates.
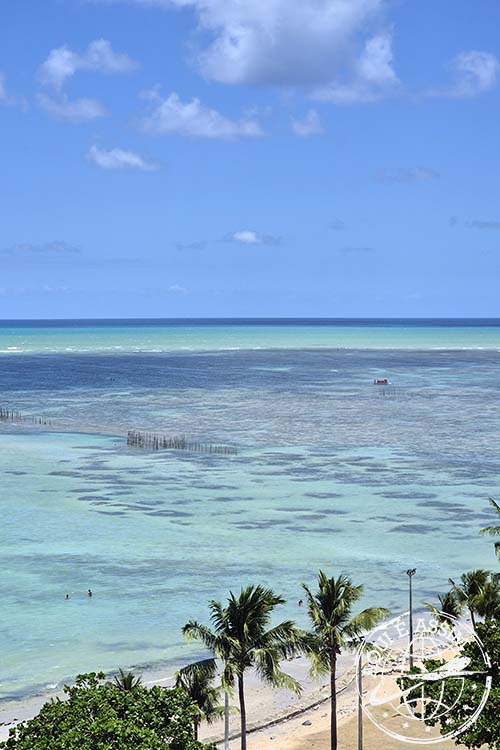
[330,655,338,750]
[194,719,199,742]
[238,673,247,750]
[470,608,476,630]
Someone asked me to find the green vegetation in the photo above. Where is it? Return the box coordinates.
[113,668,143,691]
[183,584,306,750]
[481,498,500,558]
[175,659,224,740]
[302,571,389,750]
[425,569,500,632]
[449,569,496,629]
[0,673,212,750]
[424,589,463,626]
[398,620,500,748]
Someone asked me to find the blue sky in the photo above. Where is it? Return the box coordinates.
[1,0,500,318]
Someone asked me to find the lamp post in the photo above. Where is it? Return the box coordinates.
[357,650,363,750]
[406,568,416,669]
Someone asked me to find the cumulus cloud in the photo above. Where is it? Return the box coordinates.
[427,51,499,98]
[374,167,440,184]
[39,39,137,90]
[233,230,260,244]
[291,109,324,137]
[231,230,280,246]
[142,91,264,139]
[313,32,399,102]
[103,0,391,92]
[87,144,158,171]
[38,93,106,122]
[448,51,499,97]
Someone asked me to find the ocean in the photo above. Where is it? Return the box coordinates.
[1,319,499,704]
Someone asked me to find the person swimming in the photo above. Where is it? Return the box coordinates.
[65,594,70,600]
[87,589,93,597]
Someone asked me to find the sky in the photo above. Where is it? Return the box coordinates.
[1,0,500,318]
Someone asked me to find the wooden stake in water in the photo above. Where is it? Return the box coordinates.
[127,430,237,456]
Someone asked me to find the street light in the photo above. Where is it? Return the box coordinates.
[406,568,416,669]
[357,649,363,750]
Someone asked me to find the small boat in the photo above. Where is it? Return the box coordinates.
[373,378,390,385]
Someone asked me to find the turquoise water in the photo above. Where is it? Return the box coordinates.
[0,319,500,353]
[1,320,500,703]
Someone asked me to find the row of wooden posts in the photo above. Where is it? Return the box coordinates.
[127,430,237,456]
[0,407,52,426]
[0,405,236,456]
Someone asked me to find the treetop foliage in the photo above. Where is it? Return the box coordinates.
[0,673,215,750]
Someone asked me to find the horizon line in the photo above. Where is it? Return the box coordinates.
[1,317,500,324]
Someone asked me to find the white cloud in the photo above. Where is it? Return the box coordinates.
[104,0,388,89]
[87,145,158,171]
[168,283,189,293]
[313,32,399,102]
[231,230,280,245]
[39,39,137,90]
[143,91,264,139]
[448,51,499,97]
[291,109,324,137]
[38,93,106,122]
[233,230,260,244]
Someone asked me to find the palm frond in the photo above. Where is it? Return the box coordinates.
[306,648,330,679]
[343,607,389,641]
[254,647,302,694]
[182,620,217,651]
[176,658,218,682]
[480,526,500,537]
[113,668,142,691]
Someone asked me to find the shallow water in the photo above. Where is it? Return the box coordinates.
[1,318,500,353]
[1,321,499,702]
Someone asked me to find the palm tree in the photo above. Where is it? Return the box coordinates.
[113,668,142,691]
[175,659,224,740]
[480,497,500,558]
[183,585,305,750]
[449,569,490,629]
[302,571,389,750]
[474,574,500,622]
[424,590,463,639]
[424,590,462,623]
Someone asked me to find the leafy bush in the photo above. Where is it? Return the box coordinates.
[1,672,215,750]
